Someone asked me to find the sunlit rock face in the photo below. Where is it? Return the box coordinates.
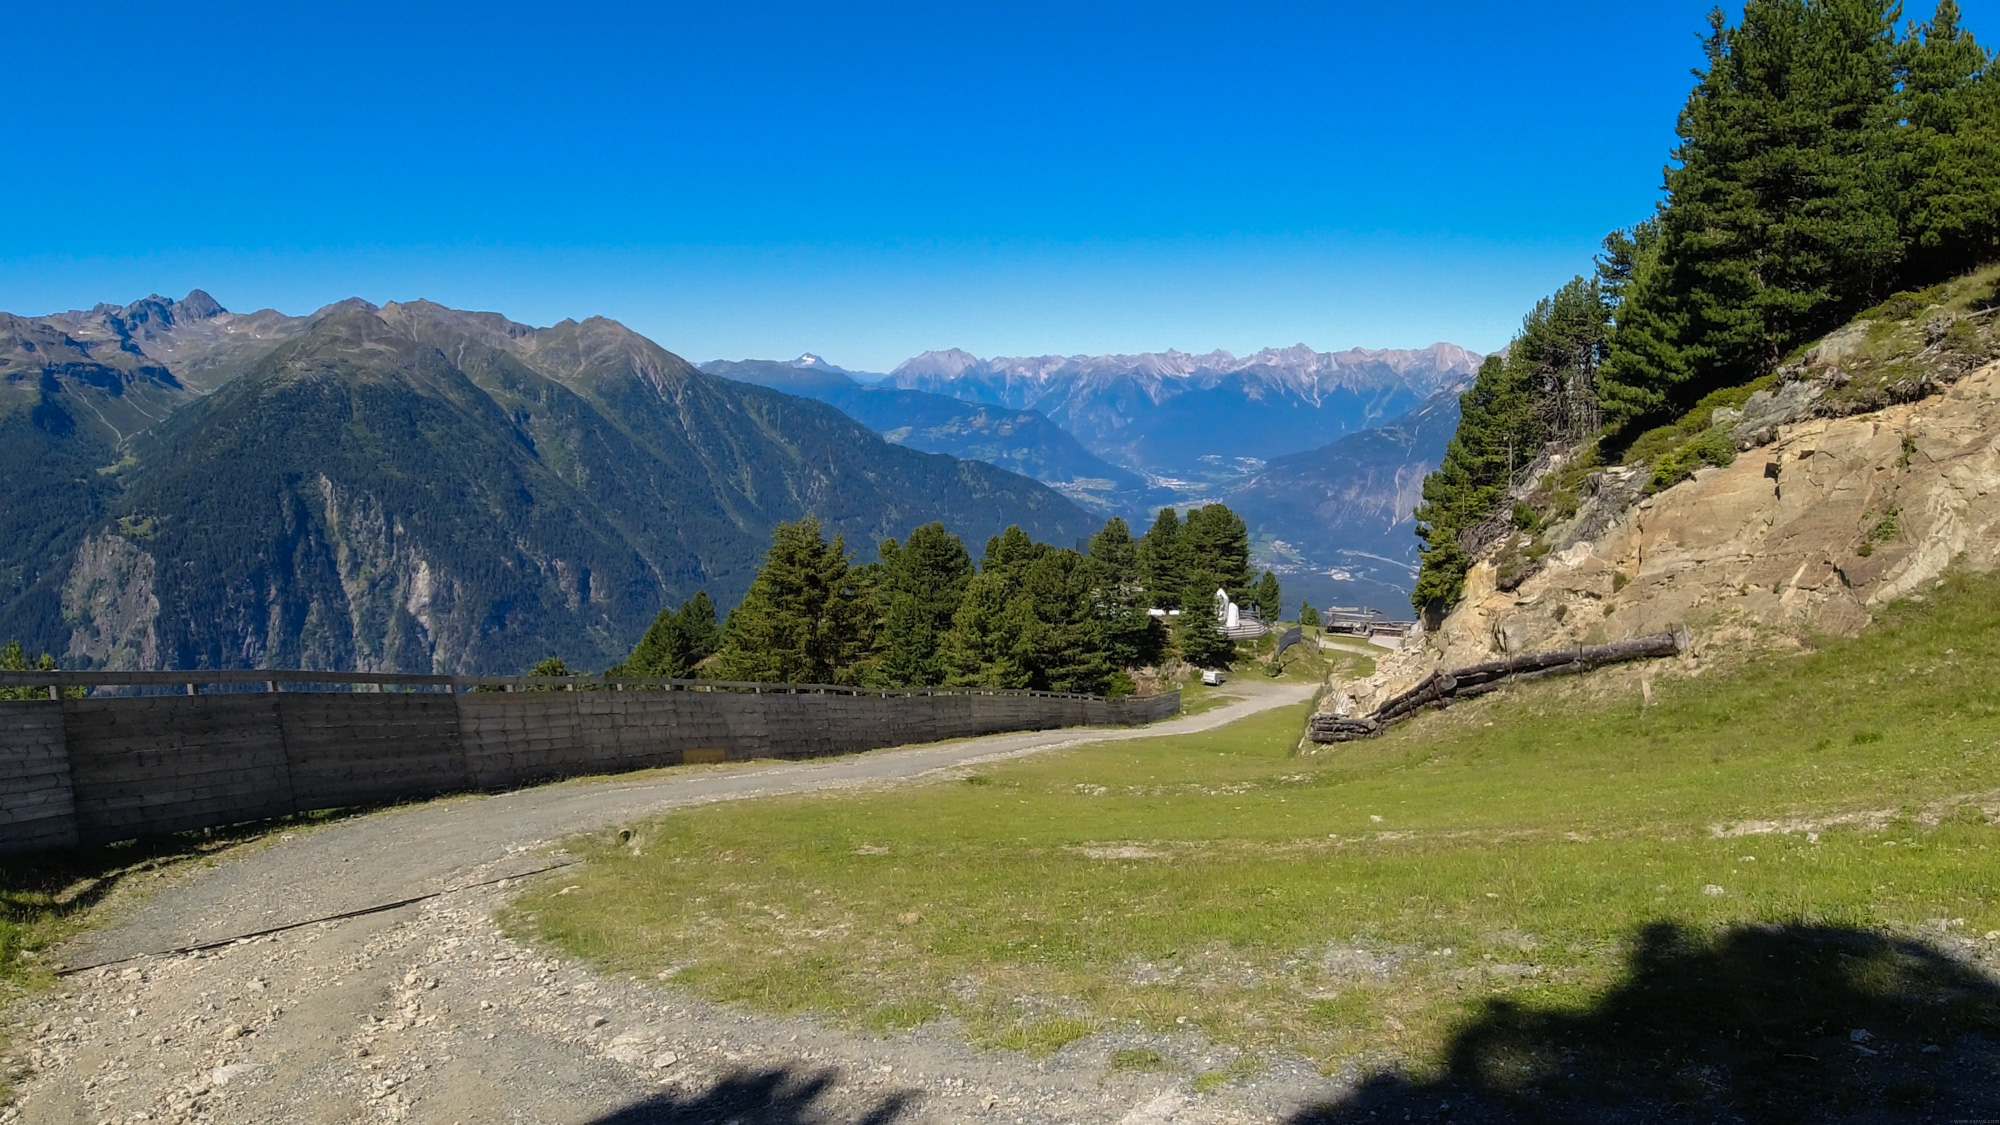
[1427,359,2000,673]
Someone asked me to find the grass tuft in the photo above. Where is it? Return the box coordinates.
[1109,1047,1172,1072]
[990,1017,1094,1057]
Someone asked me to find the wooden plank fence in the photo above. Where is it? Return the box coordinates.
[0,672,1180,854]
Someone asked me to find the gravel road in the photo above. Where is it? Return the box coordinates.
[8,681,1338,1125]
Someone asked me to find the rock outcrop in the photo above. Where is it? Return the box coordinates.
[1336,356,2000,714]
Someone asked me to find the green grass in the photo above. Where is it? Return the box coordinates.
[514,571,2000,1073]
[1109,1047,1172,1072]
[991,1016,1095,1056]
[1192,1053,1264,1092]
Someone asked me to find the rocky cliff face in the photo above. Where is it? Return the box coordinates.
[59,530,160,670]
[1332,318,2000,716]
[1383,356,2000,684]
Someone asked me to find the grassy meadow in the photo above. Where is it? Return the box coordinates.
[512,573,2000,1079]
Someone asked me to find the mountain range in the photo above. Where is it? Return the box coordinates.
[882,343,1480,481]
[1,294,1094,673]
[699,356,1171,516]
[704,345,1481,609]
[1223,380,1469,612]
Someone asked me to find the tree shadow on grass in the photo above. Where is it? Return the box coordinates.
[587,1066,914,1125]
[1293,922,2000,1123]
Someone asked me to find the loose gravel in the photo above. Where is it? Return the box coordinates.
[6,683,1359,1124]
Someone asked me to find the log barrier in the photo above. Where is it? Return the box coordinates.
[1308,632,1685,744]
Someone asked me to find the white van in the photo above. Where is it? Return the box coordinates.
[1200,669,1228,686]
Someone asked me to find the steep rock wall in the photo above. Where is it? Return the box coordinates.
[1345,359,2000,710]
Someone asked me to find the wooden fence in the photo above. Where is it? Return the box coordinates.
[0,672,1180,855]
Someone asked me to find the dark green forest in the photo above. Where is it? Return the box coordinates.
[1414,0,2000,614]
[596,503,1278,693]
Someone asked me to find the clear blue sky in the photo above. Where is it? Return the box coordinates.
[5,1,1990,370]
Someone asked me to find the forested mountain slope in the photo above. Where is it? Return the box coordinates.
[1225,381,1466,589]
[702,357,1161,514]
[3,297,1095,673]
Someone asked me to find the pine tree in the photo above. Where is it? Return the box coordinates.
[1015,550,1113,693]
[1597,220,1689,428]
[1412,353,1538,612]
[1182,504,1253,600]
[1086,517,1163,668]
[1136,508,1191,610]
[1412,278,1617,614]
[616,591,719,679]
[0,639,67,701]
[872,522,973,687]
[1900,0,2000,280]
[941,569,1033,688]
[1299,602,1321,629]
[1514,277,1611,441]
[1174,582,1236,669]
[1087,517,1139,583]
[1252,570,1282,623]
[715,516,870,685]
[981,524,1048,578]
[1598,0,1905,427]
[526,655,571,688]
[679,592,721,668]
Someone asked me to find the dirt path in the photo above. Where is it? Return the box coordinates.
[7,681,1333,1125]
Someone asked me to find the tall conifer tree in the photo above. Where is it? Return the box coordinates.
[872,522,973,687]
[615,591,720,678]
[1087,517,1162,668]
[1136,508,1191,610]
[1182,504,1254,600]
[715,516,869,685]
[1599,0,1904,426]
[1900,1,2000,278]
[1252,571,1282,623]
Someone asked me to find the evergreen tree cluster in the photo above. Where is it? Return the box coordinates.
[1135,504,1255,611]
[712,516,870,686]
[1599,0,2000,428]
[1413,280,1611,611]
[0,639,76,701]
[596,504,1275,692]
[1414,0,2000,616]
[610,592,721,679]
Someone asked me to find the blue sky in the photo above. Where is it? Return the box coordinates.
[6,1,1991,370]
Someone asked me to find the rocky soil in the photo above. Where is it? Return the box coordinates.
[1337,357,2000,713]
[5,683,1344,1125]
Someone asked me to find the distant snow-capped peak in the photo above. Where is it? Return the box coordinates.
[887,342,1482,391]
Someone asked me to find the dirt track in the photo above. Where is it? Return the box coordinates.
[6,682,1330,1125]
